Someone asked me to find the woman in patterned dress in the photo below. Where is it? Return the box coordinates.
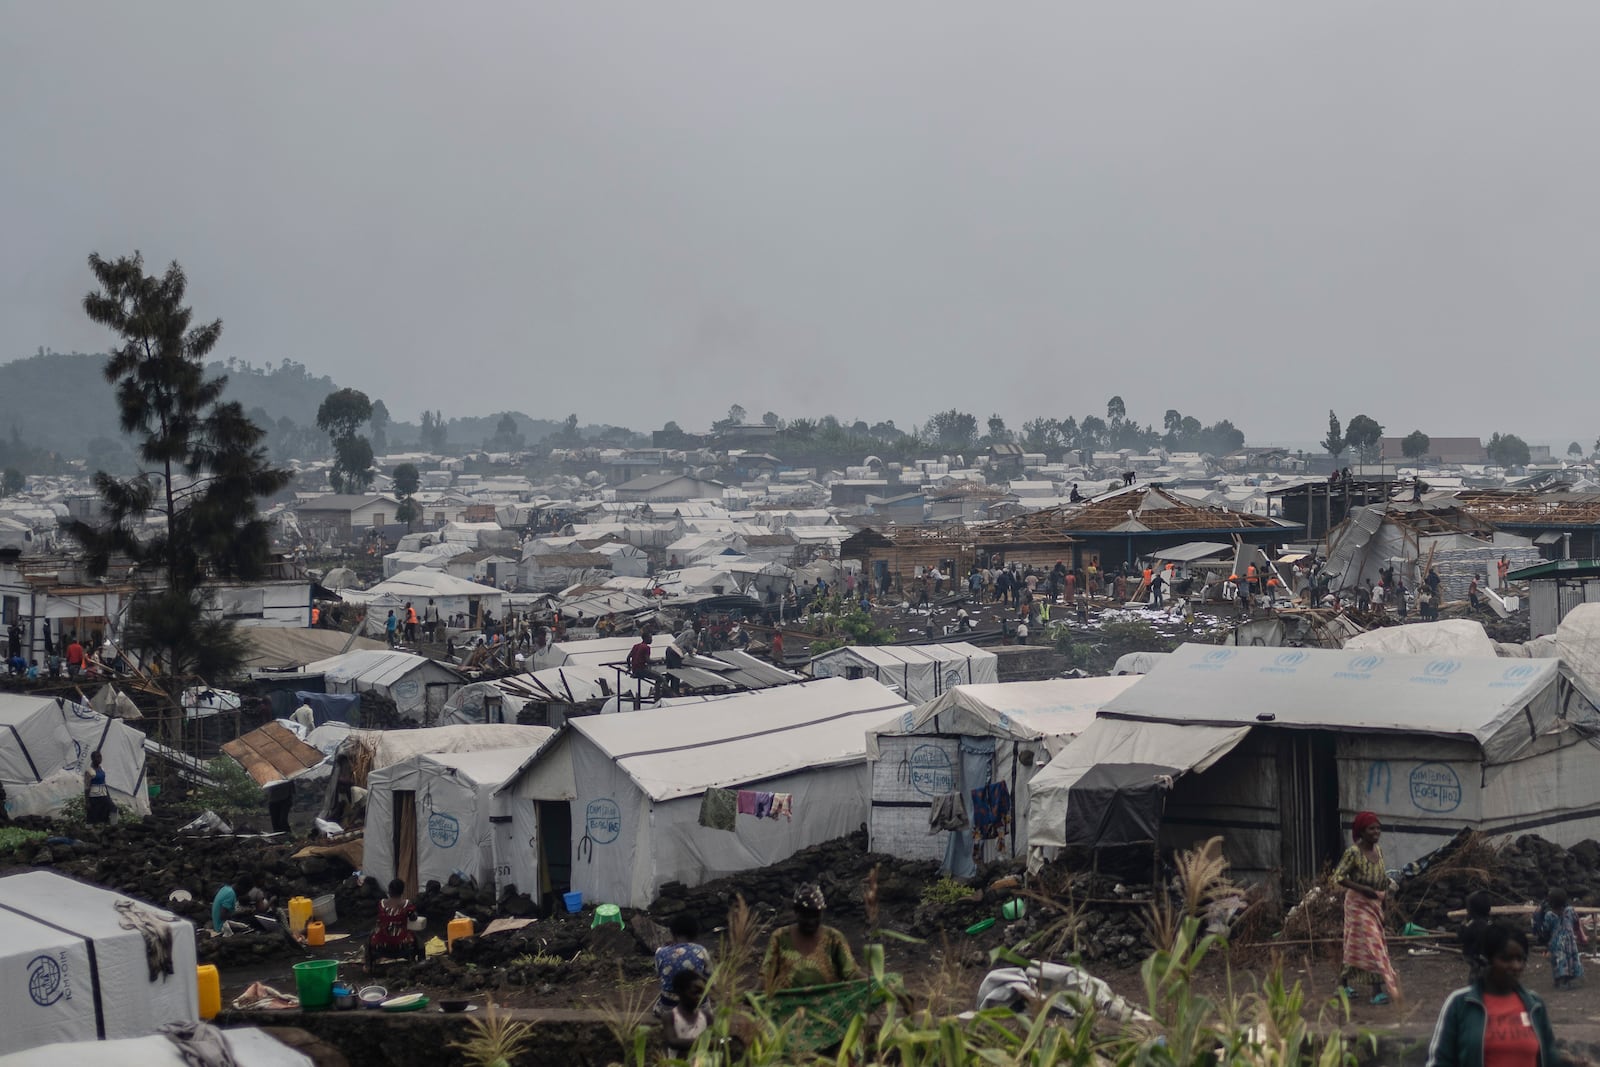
[1335,811,1399,1005]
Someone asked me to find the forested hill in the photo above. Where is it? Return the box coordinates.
[0,351,342,458]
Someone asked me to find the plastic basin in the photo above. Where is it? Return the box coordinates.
[293,959,340,1010]
[562,891,583,913]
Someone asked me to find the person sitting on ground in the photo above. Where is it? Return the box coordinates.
[760,883,860,995]
[1426,924,1557,1067]
[661,969,713,1052]
[655,913,712,1018]
[212,874,250,932]
[1458,890,1493,980]
[366,878,420,973]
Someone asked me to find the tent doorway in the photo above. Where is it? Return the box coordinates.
[393,790,420,898]
[538,800,572,901]
[1277,731,1340,892]
[425,683,450,726]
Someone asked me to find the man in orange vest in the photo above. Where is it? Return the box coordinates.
[405,602,419,643]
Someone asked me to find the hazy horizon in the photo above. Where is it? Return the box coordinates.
[5,3,1600,448]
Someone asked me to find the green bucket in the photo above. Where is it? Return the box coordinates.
[148,784,161,800]
[292,959,339,1010]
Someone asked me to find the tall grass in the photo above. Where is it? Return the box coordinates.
[618,840,1361,1067]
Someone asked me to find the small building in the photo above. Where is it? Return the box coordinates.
[304,649,466,723]
[613,474,726,504]
[1028,643,1600,889]
[864,677,1138,874]
[807,642,999,704]
[294,494,401,544]
[494,678,910,908]
[1510,558,1600,638]
[365,741,552,898]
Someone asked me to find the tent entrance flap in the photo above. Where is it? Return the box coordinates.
[394,790,419,898]
[1278,731,1341,889]
[1060,763,1179,848]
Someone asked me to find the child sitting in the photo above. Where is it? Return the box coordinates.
[662,969,712,1052]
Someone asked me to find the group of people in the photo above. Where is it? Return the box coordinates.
[1338,811,1575,1067]
[651,882,861,1052]
[4,617,94,680]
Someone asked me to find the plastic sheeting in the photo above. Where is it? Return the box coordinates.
[1344,620,1499,658]
[0,872,199,1055]
[0,1028,311,1067]
[1094,643,1584,765]
[0,696,149,819]
[1027,719,1252,851]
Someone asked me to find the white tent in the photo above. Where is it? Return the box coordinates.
[365,742,551,898]
[0,696,149,819]
[1028,643,1600,883]
[318,722,551,821]
[440,680,532,725]
[304,650,465,722]
[864,677,1140,874]
[0,871,198,1055]
[1343,619,1498,658]
[496,677,911,908]
[0,1029,310,1067]
[342,570,503,631]
[807,642,998,704]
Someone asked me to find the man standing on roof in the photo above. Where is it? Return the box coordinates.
[1498,554,1509,590]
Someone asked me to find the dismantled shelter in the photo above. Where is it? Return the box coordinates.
[1028,643,1600,888]
[1321,501,1535,601]
[0,696,149,818]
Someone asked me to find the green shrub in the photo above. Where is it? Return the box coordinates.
[917,877,977,907]
[0,827,46,853]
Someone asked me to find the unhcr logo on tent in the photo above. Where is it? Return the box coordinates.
[1190,648,1238,672]
[1334,654,1382,681]
[1261,650,1306,675]
[1411,659,1461,686]
[1492,663,1539,689]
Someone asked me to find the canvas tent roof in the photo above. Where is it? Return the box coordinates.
[0,696,149,818]
[1149,541,1234,562]
[865,677,1140,759]
[350,569,502,600]
[1027,719,1251,850]
[240,627,384,671]
[500,677,909,802]
[305,649,463,689]
[1095,643,1590,760]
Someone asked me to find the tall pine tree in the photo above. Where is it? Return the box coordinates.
[68,253,291,735]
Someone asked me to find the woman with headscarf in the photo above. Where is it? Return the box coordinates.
[760,883,860,994]
[1336,811,1399,1004]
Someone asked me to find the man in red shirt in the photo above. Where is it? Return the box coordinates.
[66,637,85,678]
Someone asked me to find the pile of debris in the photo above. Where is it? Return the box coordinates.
[1395,832,1600,928]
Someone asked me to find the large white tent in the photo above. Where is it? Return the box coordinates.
[865,677,1140,875]
[496,677,911,908]
[304,649,465,722]
[807,642,998,704]
[365,741,551,898]
[1028,643,1600,885]
[341,570,503,632]
[0,871,197,1054]
[0,696,149,818]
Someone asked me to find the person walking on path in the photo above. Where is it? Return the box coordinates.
[1336,811,1399,1005]
[1426,924,1557,1067]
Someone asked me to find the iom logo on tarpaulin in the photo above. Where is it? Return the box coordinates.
[427,811,460,848]
[27,953,65,1006]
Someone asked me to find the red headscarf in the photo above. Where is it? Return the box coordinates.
[1352,811,1381,842]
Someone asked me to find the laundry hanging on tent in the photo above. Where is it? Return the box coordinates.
[928,792,968,833]
[754,792,775,819]
[737,790,760,816]
[970,781,1012,841]
[698,787,737,831]
[770,793,793,821]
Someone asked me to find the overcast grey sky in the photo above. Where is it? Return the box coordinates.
[3,3,1596,446]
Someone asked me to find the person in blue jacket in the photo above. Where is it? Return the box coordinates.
[1426,924,1559,1067]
